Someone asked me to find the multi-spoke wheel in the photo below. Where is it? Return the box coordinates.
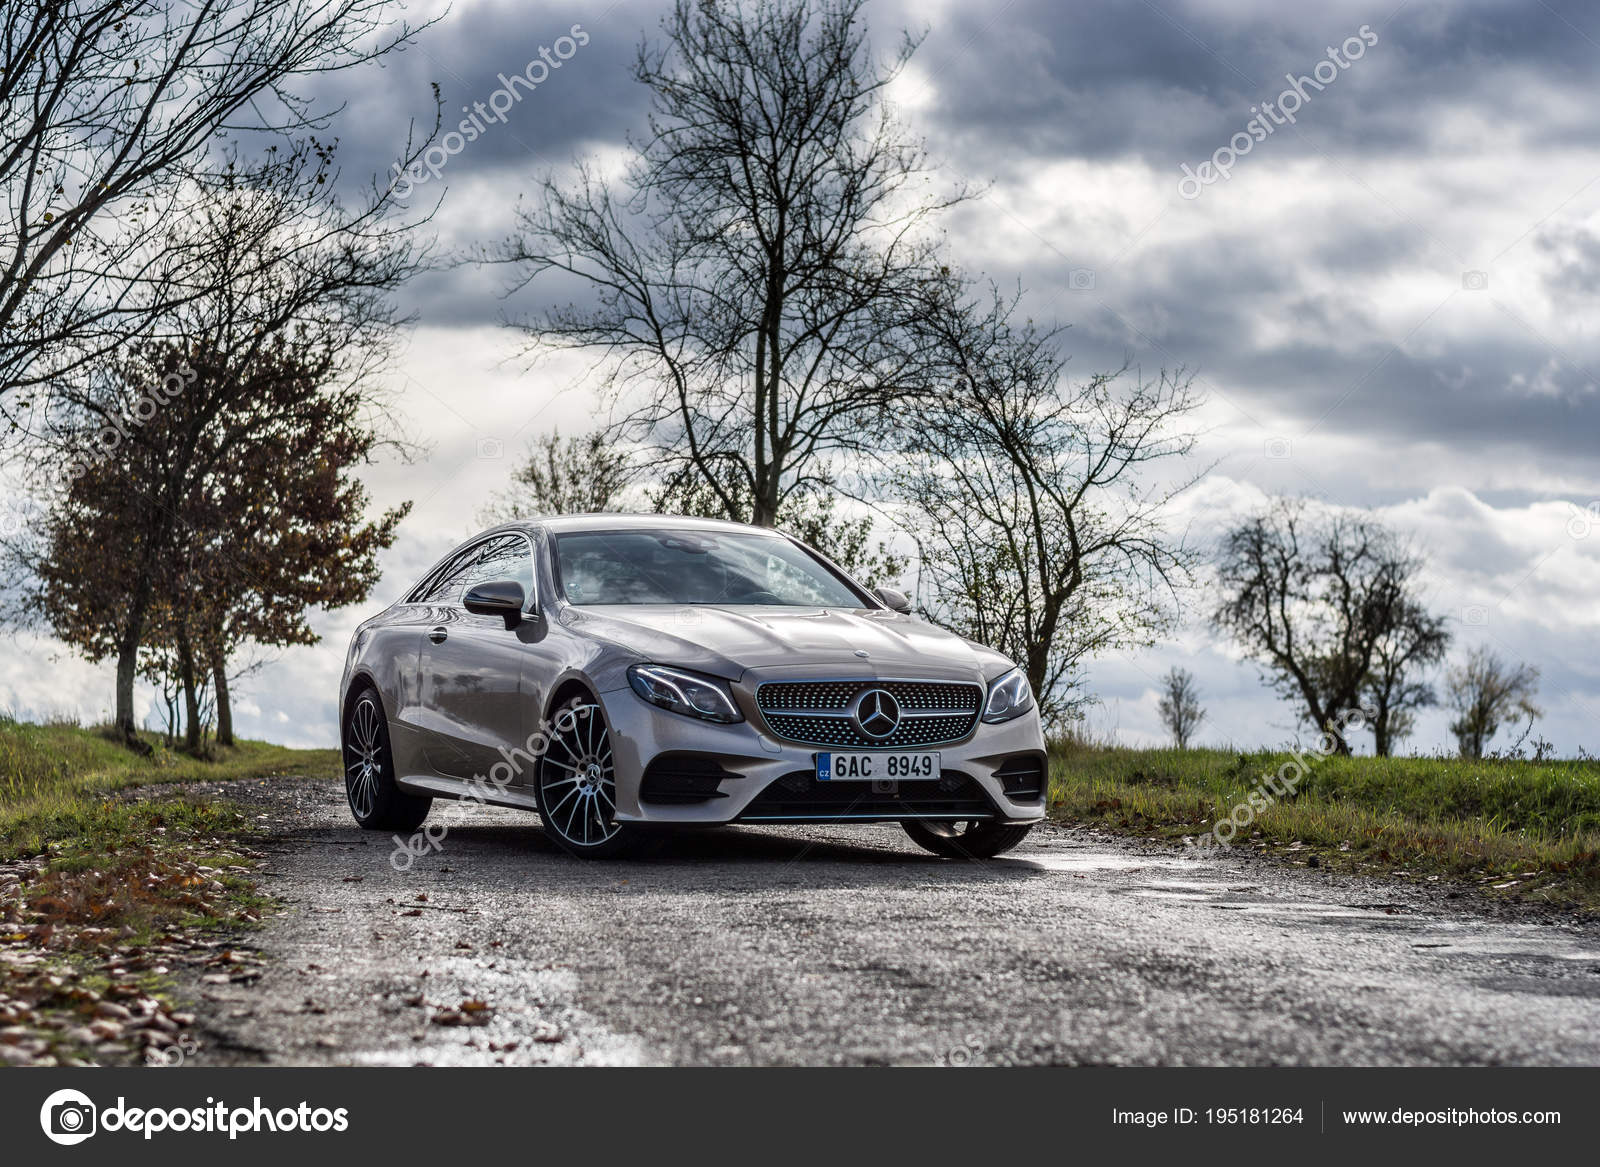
[342,687,431,832]
[535,699,636,858]
[902,819,1033,859]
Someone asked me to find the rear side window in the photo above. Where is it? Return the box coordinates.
[410,535,537,606]
[411,546,480,604]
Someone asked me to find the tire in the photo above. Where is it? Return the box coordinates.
[535,698,638,859]
[902,819,1033,859]
[342,686,431,832]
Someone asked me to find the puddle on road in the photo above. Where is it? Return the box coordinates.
[1019,847,1600,963]
[1022,852,1445,923]
[1131,879,1232,894]
[1015,850,1205,875]
[1410,933,1600,962]
[1205,901,1411,922]
[1124,888,1215,901]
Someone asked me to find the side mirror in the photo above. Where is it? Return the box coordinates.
[871,586,912,614]
[464,579,526,629]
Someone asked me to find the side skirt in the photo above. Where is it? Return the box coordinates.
[395,774,542,813]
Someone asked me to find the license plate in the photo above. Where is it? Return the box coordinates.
[815,752,940,781]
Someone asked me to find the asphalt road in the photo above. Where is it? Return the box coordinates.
[187,776,1600,1066]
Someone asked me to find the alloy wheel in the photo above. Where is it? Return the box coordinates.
[345,695,384,821]
[539,702,620,848]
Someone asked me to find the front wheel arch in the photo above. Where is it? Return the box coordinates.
[543,677,599,725]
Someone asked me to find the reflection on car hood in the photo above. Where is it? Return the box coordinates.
[567,604,1010,682]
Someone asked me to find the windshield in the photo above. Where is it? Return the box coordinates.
[554,529,868,607]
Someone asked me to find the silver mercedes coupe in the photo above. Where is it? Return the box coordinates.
[339,515,1047,859]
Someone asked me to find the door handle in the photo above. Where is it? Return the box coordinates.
[428,627,448,643]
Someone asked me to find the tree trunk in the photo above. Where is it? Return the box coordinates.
[114,638,140,741]
[178,629,201,753]
[113,594,154,755]
[114,536,162,750]
[213,656,233,747]
[751,458,780,527]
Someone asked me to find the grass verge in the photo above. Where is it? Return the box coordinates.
[1048,746,1600,911]
[0,718,338,1065]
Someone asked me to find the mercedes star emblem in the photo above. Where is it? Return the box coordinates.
[851,688,901,739]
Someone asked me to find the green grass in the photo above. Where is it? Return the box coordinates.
[0,716,338,861]
[1048,745,1600,909]
[0,717,338,1062]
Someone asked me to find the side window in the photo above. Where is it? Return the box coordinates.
[412,546,480,604]
[464,535,535,608]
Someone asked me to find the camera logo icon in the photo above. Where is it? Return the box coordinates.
[1068,267,1096,291]
[1264,437,1292,460]
[1460,605,1489,627]
[476,436,505,460]
[40,1088,97,1145]
[1461,270,1489,291]
[1566,502,1599,541]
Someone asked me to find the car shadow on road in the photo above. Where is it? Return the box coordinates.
[353,818,1045,886]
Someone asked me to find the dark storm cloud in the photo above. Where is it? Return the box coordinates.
[324,0,1600,490]
[984,195,1600,490]
[898,0,1600,173]
[313,0,658,198]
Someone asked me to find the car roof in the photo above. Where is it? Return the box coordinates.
[495,513,791,537]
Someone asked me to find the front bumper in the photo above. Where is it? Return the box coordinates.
[598,672,1048,825]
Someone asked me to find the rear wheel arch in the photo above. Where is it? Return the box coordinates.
[342,672,383,727]
[341,684,430,832]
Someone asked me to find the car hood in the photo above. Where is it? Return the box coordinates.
[566,604,1012,682]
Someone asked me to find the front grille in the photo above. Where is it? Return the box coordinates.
[993,752,1046,801]
[757,680,980,712]
[760,712,976,748]
[754,679,982,749]
[739,769,995,821]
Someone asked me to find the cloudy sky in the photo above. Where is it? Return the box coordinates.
[7,0,1599,755]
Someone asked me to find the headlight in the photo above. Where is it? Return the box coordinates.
[627,664,743,724]
[982,668,1034,723]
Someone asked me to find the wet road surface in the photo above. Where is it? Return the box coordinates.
[188,777,1600,1066]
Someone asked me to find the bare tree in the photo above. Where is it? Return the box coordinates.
[1446,647,1541,759]
[648,462,906,583]
[0,0,437,409]
[479,427,907,581]
[479,430,637,525]
[1364,599,1451,756]
[1157,667,1206,749]
[898,290,1201,721]
[491,0,968,527]
[1212,499,1437,753]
